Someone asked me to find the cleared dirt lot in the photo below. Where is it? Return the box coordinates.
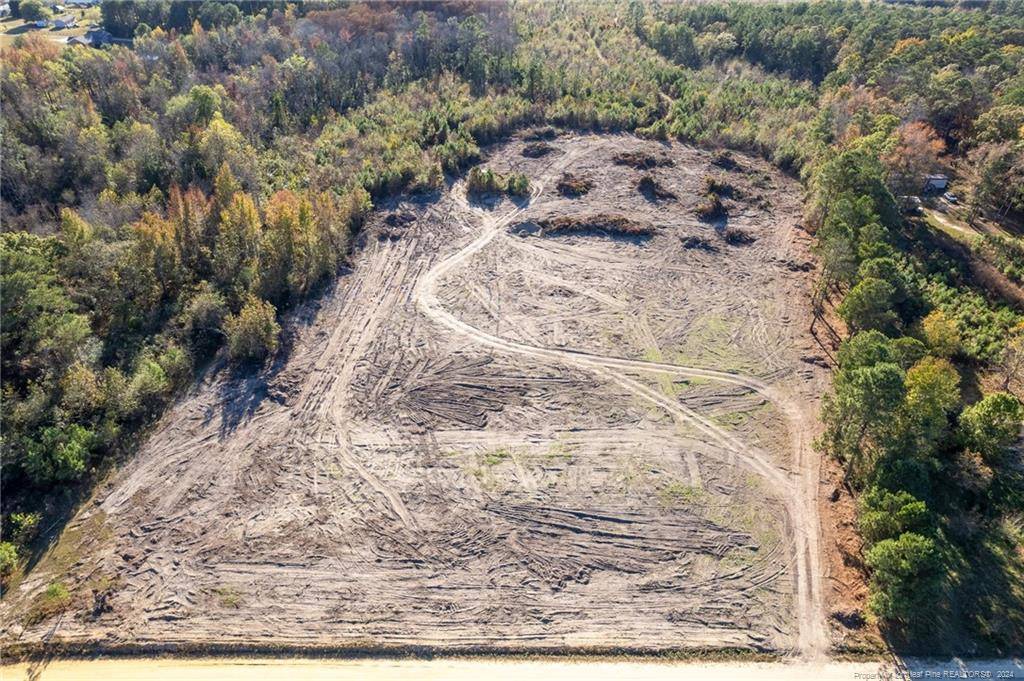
[1,134,831,656]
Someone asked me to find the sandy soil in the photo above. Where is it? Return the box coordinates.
[8,656,1024,681]
[0,656,885,681]
[1,134,837,657]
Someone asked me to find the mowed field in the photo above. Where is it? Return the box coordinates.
[1,134,832,656]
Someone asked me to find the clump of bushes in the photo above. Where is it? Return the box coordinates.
[680,234,717,251]
[25,581,72,625]
[638,174,677,201]
[505,173,531,196]
[704,175,736,197]
[0,511,42,584]
[710,150,739,171]
[466,167,531,197]
[695,192,726,221]
[976,233,1024,287]
[556,172,593,197]
[225,297,281,363]
[466,167,504,194]
[9,512,40,548]
[0,542,17,583]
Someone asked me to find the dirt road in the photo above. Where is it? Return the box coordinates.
[3,656,891,681]
[9,655,1024,681]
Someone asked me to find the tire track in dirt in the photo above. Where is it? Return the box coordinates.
[414,150,826,657]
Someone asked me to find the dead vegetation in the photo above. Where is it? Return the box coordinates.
[524,126,558,141]
[556,172,593,197]
[378,211,415,240]
[537,213,654,238]
[385,211,415,227]
[522,141,555,158]
[613,150,674,169]
[681,234,718,251]
[637,174,677,201]
[723,225,756,245]
[711,150,741,171]
[696,192,726,221]
[88,580,115,620]
[704,175,738,198]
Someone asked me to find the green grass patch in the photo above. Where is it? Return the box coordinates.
[480,447,513,467]
[545,441,576,462]
[657,480,704,507]
[213,585,244,609]
[713,410,751,428]
[24,581,72,626]
[712,401,772,429]
[924,212,970,243]
[641,347,664,363]
[670,315,755,373]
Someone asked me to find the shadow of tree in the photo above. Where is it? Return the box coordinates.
[202,274,345,438]
[883,523,1024,657]
[15,485,90,580]
[466,191,504,210]
[3,23,35,37]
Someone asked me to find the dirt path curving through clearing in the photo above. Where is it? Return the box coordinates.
[414,157,826,658]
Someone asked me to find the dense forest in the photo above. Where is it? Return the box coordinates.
[3,0,1024,654]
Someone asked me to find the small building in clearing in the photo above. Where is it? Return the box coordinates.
[69,28,113,47]
[53,15,77,29]
[923,174,949,193]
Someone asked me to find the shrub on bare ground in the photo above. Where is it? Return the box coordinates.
[704,174,736,198]
[556,172,593,197]
[638,174,676,201]
[695,192,726,221]
[522,141,554,158]
[710,150,740,171]
[723,225,756,245]
[680,234,718,251]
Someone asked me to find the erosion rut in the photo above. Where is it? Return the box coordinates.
[1,134,830,658]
